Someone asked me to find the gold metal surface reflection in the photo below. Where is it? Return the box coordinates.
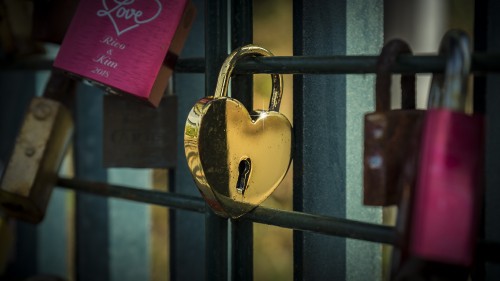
[184,45,292,218]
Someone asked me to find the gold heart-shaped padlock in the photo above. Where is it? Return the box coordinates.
[184,45,292,218]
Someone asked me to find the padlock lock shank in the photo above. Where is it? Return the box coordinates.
[363,109,424,206]
[0,98,73,223]
[409,108,484,266]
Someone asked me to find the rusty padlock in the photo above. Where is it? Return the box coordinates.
[0,72,75,223]
[363,39,425,206]
[408,29,484,267]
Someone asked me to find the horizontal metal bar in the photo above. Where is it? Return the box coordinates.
[56,177,395,244]
[174,58,205,73]
[176,54,500,74]
[2,54,500,74]
[0,57,54,71]
[57,177,206,213]
[244,207,395,245]
[56,177,500,262]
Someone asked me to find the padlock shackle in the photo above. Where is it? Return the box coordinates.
[428,29,471,111]
[375,39,416,112]
[214,45,283,112]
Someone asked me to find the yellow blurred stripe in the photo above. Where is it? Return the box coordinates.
[151,169,169,281]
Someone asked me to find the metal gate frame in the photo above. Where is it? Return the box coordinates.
[2,0,500,280]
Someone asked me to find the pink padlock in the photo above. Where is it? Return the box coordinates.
[53,0,196,107]
[409,30,485,267]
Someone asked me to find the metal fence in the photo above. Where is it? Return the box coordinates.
[2,0,500,280]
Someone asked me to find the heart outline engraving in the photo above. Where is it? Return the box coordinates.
[97,0,163,36]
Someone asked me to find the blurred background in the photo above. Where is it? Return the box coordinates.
[0,0,475,280]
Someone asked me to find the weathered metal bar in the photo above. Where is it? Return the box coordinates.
[483,0,500,280]
[293,1,348,280]
[205,1,229,280]
[61,178,387,244]
[132,54,500,74]
[57,178,206,213]
[56,176,500,265]
[74,84,110,281]
[56,178,395,245]
[170,1,206,280]
[472,1,488,280]
[0,72,38,280]
[234,55,441,74]
[344,1,384,280]
[164,54,500,74]
[245,207,395,245]
[230,54,500,74]
[2,54,500,74]
[0,58,54,71]
[230,1,254,281]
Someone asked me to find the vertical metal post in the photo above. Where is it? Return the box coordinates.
[345,1,383,280]
[473,0,486,116]
[74,85,109,281]
[171,0,206,280]
[205,1,229,280]
[0,74,35,166]
[37,71,74,279]
[483,0,500,280]
[473,1,487,280]
[108,169,150,281]
[38,186,71,277]
[293,1,347,280]
[230,1,253,281]
[0,73,37,279]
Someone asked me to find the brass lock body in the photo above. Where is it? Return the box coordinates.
[363,39,425,206]
[185,45,292,218]
[0,97,73,223]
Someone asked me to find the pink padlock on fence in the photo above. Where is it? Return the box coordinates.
[409,29,485,267]
[54,0,196,107]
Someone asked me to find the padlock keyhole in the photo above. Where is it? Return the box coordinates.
[236,158,252,195]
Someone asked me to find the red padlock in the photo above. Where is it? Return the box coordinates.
[408,29,484,267]
[53,0,196,107]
